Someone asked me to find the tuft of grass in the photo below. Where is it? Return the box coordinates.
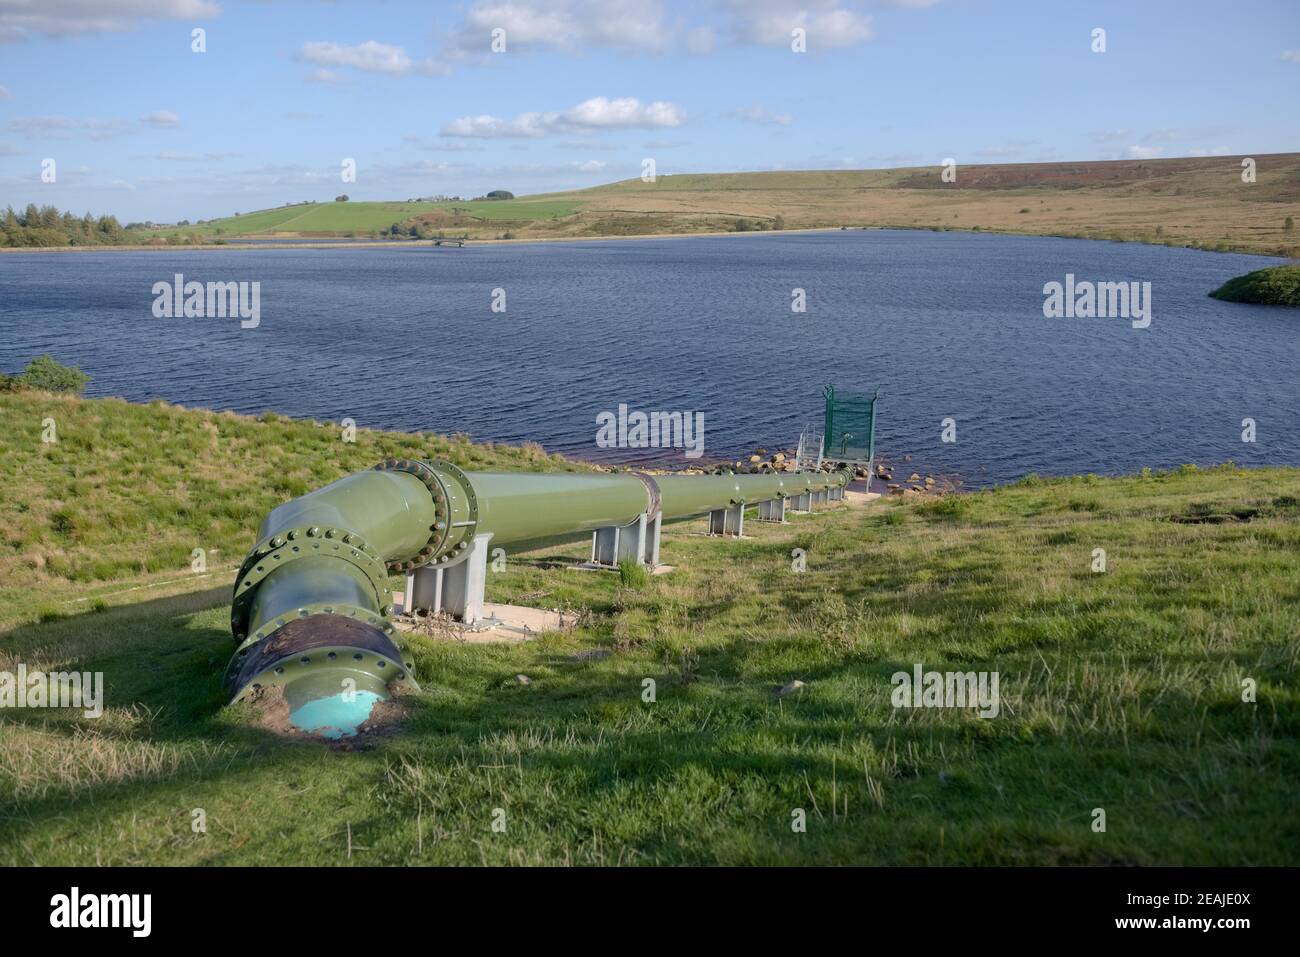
[618,559,650,588]
[915,495,972,519]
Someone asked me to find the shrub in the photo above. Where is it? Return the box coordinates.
[1209,266,1300,306]
[19,355,90,394]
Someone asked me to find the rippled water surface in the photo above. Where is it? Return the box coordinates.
[1,231,1295,485]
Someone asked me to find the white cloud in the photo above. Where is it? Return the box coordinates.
[565,96,682,128]
[299,40,448,77]
[453,0,672,53]
[447,0,879,56]
[442,96,685,138]
[1127,145,1162,160]
[142,110,180,128]
[726,106,794,126]
[0,0,219,41]
[442,113,552,138]
[1282,50,1300,63]
[0,86,10,100]
[722,1,875,48]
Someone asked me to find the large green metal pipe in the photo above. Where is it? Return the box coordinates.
[227,458,849,734]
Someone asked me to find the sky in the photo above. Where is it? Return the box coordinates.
[0,0,1297,223]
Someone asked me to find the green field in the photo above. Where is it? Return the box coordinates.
[1,390,1297,865]
[134,153,1300,257]
[161,198,581,239]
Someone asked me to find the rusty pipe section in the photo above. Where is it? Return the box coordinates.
[226,459,851,719]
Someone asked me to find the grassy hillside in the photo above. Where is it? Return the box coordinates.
[0,391,578,618]
[157,197,580,240]
[1,393,1297,865]
[148,153,1300,257]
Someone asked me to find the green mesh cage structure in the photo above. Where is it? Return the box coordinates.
[822,385,879,467]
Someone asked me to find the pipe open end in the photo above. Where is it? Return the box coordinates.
[285,672,388,739]
[228,613,418,738]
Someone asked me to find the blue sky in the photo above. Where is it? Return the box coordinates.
[1,0,1296,222]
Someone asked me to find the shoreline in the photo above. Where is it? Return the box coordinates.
[1,388,1289,491]
[1,224,1294,258]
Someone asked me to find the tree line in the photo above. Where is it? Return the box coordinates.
[1,204,130,247]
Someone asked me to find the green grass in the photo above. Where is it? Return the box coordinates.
[1,395,1298,865]
[0,390,579,612]
[161,199,582,238]
[124,153,1300,256]
[1209,265,1300,306]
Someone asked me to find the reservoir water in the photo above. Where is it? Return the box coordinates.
[1,230,1294,486]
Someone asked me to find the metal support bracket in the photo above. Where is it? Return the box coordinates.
[755,498,787,523]
[828,485,845,502]
[591,511,661,568]
[788,491,812,514]
[708,503,745,537]
[405,531,494,626]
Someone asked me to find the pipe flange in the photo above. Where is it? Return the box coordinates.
[373,458,445,571]
[630,472,663,517]
[227,612,419,701]
[425,460,478,564]
[227,602,399,681]
[235,524,384,583]
[230,527,391,640]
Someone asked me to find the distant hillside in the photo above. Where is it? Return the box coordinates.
[151,153,1300,256]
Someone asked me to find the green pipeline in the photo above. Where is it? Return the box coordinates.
[226,459,850,706]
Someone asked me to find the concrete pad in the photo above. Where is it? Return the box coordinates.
[392,602,575,644]
[571,562,674,575]
[843,490,882,508]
